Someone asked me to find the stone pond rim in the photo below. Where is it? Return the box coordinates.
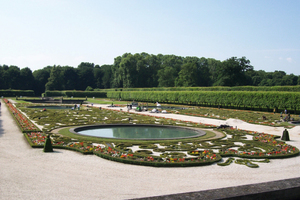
[69,124,207,140]
[289,121,300,125]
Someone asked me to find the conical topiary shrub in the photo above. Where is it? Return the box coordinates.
[44,134,53,152]
[281,129,290,141]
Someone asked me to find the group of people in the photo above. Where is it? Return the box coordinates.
[72,104,80,110]
[280,109,292,122]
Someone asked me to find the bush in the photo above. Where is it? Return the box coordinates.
[281,129,290,141]
[0,89,35,97]
[43,135,53,152]
[85,86,94,91]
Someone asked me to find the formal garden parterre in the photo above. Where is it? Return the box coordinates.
[3,98,299,168]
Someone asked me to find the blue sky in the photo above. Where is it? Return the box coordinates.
[1,0,299,75]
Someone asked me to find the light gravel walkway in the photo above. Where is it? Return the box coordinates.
[1,101,300,200]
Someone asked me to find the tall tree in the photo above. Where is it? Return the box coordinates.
[144,54,160,87]
[100,64,112,89]
[214,57,253,86]
[77,62,95,90]
[0,65,8,89]
[111,56,123,88]
[175,62,198,87]
[45,66,64,90]
[6,66,21,89]
[20,67,34,90]
[33,66,52,95]
[94,65,102,89]
[207,58,222,85]
[62,66,78,90]
[281,74,298,86]
[157,66,178,87]
[157,55,182,87]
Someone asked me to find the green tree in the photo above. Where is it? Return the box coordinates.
[20,67,34,90]
[94,65,103,89]
[144,54,160,87]
[175,62,198,87]
[281,74,298,86]
[0,65,8,89]
[157,55,182,87]
[207,58,222,85]
[118,53,138,88]
[272,71,286,85]
[77,62,95,90]
[157,66,178,87]
[214,57,253,86]
[100,64,112,89]
[45,66,64,90]
[6,66,21,89]
[62,66,78,90]
[33,66,52,96]
[111,56,123,88]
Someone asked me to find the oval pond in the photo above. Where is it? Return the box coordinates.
[71,125,206,140]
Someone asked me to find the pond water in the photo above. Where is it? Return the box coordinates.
[72,125,205,140]
[290,121,300,125]
[27,106,73,110]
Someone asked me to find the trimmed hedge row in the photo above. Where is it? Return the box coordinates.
[0,90,35,97]
[108,91,300,111]
[44,90,107,98]
[114,85,300,92]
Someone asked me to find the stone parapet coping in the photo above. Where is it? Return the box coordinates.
[134,177,300,200]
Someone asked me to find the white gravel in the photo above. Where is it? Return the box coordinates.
[1,102,300,200]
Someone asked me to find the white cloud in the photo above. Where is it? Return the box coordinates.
[286,57,293,63]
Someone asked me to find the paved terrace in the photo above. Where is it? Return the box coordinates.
[1,101,300,199]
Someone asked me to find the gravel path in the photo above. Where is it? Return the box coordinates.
[1,101,300,200]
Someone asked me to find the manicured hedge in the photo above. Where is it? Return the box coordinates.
[114,85,300,92]
[44,90,107,98]
[0,90,35,97]
[108,91,300,111]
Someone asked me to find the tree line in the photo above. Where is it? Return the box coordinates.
[1,52,300,96]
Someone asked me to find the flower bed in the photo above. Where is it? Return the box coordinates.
[4,99,40,132]
[93,146,222,167]
[24,132,46,147]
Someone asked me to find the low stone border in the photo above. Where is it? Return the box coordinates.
[133,177,300,200]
